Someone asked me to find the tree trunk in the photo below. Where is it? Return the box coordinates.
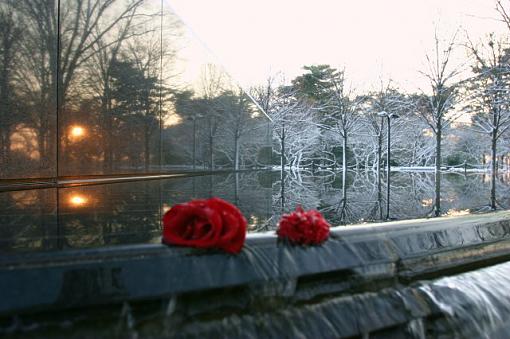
[0,47,10,177]
[192,119,196,170]
[377,130,382,186]
[209,117,214,170]
[340,170,347,224]
[144,123,150,172]
[280,169,286,212]
[233,133,240,170]
[0,127,9,177]
[209,134,214,170]
[491,131,497,210]
[434,127,442,217]
[280,124,286,172]
[280,125,286,212]
[342,133,347,174]
[38,104,52,173]
[234,172,239,205]
[103,107,113,173]
[101,68,113,173]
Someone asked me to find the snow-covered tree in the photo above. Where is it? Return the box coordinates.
[418,31,464,216]
[251,75,328,171]
[291,66,359,170]
[464,34,510,209]
[354,82,411,172]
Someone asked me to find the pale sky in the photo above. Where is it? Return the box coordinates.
[167,0,507,93]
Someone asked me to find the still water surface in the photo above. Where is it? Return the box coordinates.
[1,170,509,254]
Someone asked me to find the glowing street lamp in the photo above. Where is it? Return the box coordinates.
[69,125,86,140]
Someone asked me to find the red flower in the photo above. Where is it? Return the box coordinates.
[162,197,247,254]
[277,206,330,245]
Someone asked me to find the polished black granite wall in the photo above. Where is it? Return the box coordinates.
[0,0,271,182]
[0,172,273,254]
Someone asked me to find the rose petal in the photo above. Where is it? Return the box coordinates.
[163,203,223,249]
[206,198,247,253]
[277,207,330,245]
[163,205,196,238]
[162,198,247,253]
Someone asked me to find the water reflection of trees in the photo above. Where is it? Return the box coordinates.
[2,171,510,253]
[0,0,271,180]
[273,170,508,226]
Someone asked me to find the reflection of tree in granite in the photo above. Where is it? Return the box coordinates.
[0,2,56,179]
[200,64,226,170]
[5,0,152,177]
[0,6,23,178]
[1,0,271,178]
[86,26,170,173]
[166,62,271,171]
[109,59,162,170]
[77,2,173,174]
[170,90,208,168]
[215,91,269,170]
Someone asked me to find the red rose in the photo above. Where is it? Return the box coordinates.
[277,206,330,245]
[162,197,247,254]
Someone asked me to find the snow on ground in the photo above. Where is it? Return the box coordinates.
[272,165,492,173]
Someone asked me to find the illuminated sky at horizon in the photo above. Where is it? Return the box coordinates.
[168,0,507,93]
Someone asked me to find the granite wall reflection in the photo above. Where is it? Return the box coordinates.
[0,0,271,181]
[0,173,273,254]
[0,0,58,179]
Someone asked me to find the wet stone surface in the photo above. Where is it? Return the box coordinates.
[3,260,510,338]
[2,212,510,337]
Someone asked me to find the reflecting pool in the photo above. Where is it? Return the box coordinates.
[1,170,510,254]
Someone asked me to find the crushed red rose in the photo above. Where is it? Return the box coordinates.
[162,197,247,254]
[277,206,330,245]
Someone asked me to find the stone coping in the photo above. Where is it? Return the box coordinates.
[1,211,510,315]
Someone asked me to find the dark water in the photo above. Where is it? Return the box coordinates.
[1,170,510,254]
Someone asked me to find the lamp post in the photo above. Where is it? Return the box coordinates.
[377,111,399,220]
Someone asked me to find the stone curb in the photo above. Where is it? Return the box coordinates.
[1,211,510,316]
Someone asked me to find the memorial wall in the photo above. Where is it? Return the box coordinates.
[0,0,272,253]
[0,0,271,181]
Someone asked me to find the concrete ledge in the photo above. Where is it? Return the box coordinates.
[1,211,510,316]
[157,260,510,338]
